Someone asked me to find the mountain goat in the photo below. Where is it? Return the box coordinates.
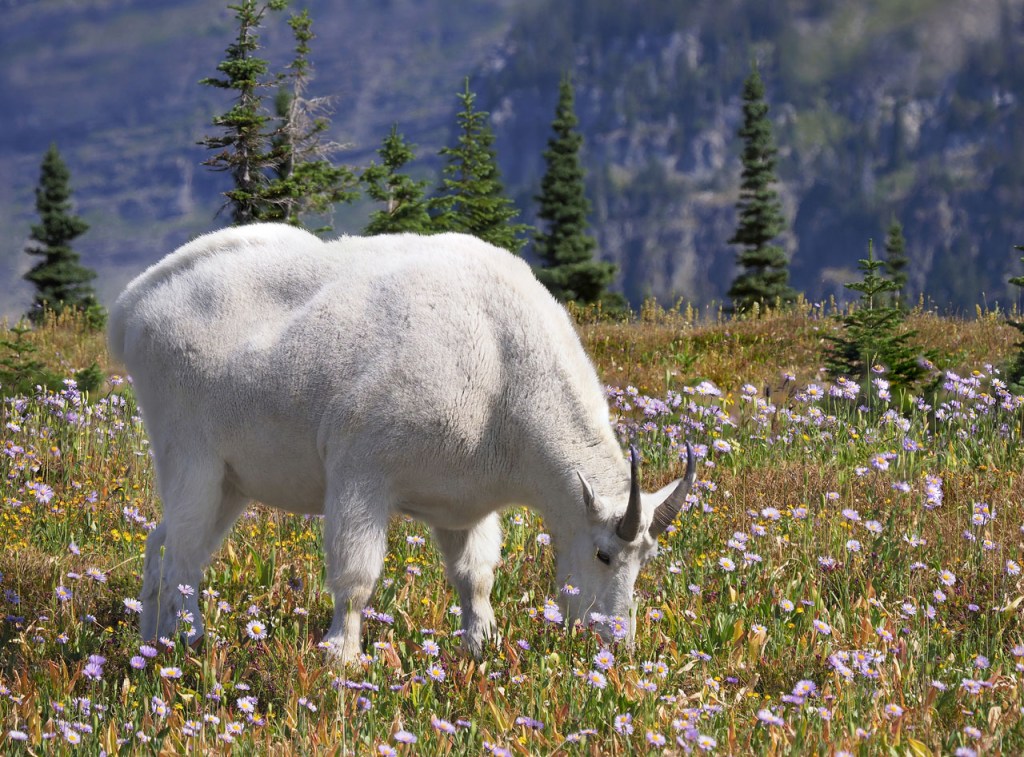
[109,224,695,663]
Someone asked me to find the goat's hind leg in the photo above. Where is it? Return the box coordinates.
[140,455,246,645]
[434,513,502,659]
[139,522,167,641]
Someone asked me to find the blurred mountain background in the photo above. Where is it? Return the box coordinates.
[2,0,1023,317]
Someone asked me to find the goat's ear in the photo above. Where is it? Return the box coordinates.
[577,471,598,514]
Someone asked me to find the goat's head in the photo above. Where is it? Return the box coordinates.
[557,443,696,643]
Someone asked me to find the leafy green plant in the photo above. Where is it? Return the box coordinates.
[72,362,105,395]
[1006,243,1024,392]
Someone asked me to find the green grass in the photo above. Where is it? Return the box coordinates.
[1,307,1022,754]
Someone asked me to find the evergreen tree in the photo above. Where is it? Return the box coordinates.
[199,0,288,225]
[264,9,357,230]
[430,79,529,253]
[824,241,929,392]
[361,124,431,235]
[883,216,909,309]
[533,74,615,304]
[23,144,100,324]
[727,64,797,313]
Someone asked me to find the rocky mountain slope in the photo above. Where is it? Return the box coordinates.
[478,0,1024,309]
[0,0,519,315]
[2,0,1022,317]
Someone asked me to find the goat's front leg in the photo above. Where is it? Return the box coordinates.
[434,513,502,659]
[322,483,388,666]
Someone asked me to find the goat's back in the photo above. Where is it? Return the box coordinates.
[111,224,573,375]
[108,225,607,513]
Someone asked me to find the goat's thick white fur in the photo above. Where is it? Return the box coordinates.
[110,224,681,663]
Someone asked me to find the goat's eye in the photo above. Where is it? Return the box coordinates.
[596,550,611,565]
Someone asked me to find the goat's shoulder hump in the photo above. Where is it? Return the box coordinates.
[126,225,320,295]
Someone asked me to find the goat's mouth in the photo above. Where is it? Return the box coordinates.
[558,591,636,642]
[574,609,633,644]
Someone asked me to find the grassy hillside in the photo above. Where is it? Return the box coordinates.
[1,309,1022,754]
[7,301,1019,398]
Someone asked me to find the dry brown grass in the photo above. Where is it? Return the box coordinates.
[578,302,1019,394]
[2,310,112,376]
[3,301,1019,398]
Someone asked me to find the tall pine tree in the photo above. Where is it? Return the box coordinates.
[264,9,356,230]
[24,144,100,325]
[430,79,528,253]
[727,64,797,313]
[361,125,430,235]
[533,75,615,304]
[199,0,287,225]
[883,216,909,309]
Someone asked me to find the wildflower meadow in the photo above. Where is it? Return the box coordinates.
[2,307,1023,755]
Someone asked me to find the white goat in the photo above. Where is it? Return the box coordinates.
[108,224,695,663]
